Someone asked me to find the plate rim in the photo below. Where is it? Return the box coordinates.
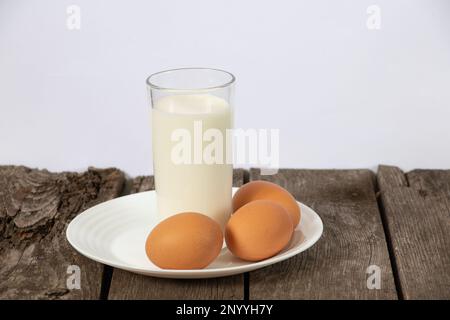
[66,189,323,278]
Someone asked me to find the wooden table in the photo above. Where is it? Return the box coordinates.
[1,165,449,300]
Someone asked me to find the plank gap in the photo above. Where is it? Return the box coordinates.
[243,168,250,184]
[243,273,249,301]
[100,266,114,300]
[404,172,411,188]
[373,174,404,300]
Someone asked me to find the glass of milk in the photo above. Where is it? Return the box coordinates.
[146,68,235,230]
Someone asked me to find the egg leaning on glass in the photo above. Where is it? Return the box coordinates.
[232,180,301,228]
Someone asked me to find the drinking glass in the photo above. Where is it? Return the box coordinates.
[147,68,235,230]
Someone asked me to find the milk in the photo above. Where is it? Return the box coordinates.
[152,94,233,229]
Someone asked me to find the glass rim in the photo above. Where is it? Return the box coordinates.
[146,67,235,91]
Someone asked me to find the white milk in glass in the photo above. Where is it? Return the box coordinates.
[152,94,232,229]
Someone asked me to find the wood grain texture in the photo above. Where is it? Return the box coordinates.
[378,165,450,299]
[248,169,397,299]
[407,169,450,194]
[108,169,246,300]
[0,166,125,299]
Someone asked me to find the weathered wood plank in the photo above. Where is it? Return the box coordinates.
[108,169,246,300]
[248,169,397,299]
[378,165,450,299]
[377,165,408,188]
[407,169,450,194]
[0,166,125,299]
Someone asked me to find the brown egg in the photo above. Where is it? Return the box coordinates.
[232,180,301,228]
[225,200,293,262]
[145,212,223,269]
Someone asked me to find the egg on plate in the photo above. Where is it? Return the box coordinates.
[145,212,223,270]
[225,200,293,262]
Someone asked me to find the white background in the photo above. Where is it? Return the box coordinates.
[1,0,449,176]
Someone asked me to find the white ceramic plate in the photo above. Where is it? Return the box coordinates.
[66,188,323,279]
